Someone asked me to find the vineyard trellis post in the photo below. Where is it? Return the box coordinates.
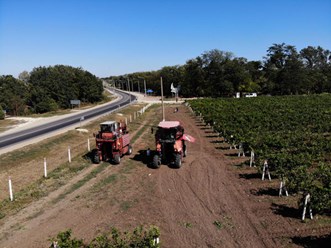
[250,150,255,167]
[238,143,245,157]
[301,193,313,221]
[262,160,271,180]
[279,179,288,196]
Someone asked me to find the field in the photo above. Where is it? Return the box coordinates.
[0,100,330,247]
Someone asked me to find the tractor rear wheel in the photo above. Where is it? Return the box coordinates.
[113,154,121,164]
[152,155,161,169]
[126,145,133,155]
[174,153,182,168]
[93,152,100,164]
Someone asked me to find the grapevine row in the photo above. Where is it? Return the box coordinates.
[188,94,331,214]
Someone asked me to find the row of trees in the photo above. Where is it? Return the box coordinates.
[107,44,331,97]
[0,65,103,115]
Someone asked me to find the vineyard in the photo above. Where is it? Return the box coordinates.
[188,94,331,214]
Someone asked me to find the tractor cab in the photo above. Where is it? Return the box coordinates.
[156,121,184,143]
[100,121,118,132]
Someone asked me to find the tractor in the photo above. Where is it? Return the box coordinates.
[152,121,195,168]
[93,120,132,164]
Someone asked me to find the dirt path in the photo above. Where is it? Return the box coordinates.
[0,104,330,247]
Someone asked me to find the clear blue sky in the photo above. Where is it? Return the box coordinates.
[1,0,330,78]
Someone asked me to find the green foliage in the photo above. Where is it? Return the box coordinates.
[189,94,331,213]
[0,75,28,115]
[109,44,331,98]
[50,229,84,248]
[50,226,160,248]
[28,65,103,113]
[0,105,4,119]
[0,66,103,115]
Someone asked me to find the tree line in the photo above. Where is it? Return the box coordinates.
[107,43,331,97]
[0,65,103,116]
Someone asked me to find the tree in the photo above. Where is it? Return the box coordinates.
[264,43,306,95]
[28,65,103,113]
[0,75,28,115]
[18,70,30,84]
[0,105,4,120]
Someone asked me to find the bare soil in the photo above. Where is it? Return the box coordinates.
[0,105,330,248]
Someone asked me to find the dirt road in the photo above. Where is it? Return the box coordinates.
[0,104,329,247]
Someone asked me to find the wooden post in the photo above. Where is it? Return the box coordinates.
[87,138,91,152]
[161,77,165,121]
[262,160,271,180]
[44,157,47,178]
[68,146,71,163]
[8,177,13,201]
[125,117,128,125]
[129,115,132,122]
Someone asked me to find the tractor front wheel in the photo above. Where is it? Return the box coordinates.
[126,145,133,155]
[152,155,161,169]
[174,153,182,168]
[113,154,121,164]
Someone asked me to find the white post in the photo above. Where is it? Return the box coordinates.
[302,193,313,221]
[153,237,160,245]
[125,117,128,125]
[262,160,271,180]
[68,146,71,163]
[8,177,13,201]
[279,180,288,196]
[129,115,132,122]
[44,157,47,178]
[250,151,255,167]
[87,138,91,152]
[238,143,245,157]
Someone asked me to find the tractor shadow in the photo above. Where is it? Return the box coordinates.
[83,149,97,163]
[131,149,182,169]
[250,187,279,196]
[291,234,331,248]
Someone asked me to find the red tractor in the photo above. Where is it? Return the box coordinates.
[93,120,132,164]
[152,121,195,168]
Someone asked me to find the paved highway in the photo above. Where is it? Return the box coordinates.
[0,89,136,150]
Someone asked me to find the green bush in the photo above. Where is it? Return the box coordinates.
[50,226,160,248]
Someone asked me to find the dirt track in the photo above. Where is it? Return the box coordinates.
[0,104,330,247]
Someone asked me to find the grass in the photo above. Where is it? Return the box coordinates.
[0,103,152,221]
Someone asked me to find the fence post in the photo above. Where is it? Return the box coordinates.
[8,177,13,201]
[44,157,47,178]
[87,138,91,152]
[68,146,71,163]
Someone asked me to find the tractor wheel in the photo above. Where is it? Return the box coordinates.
[152,155,161,169]
[126,145,133,155]
[183,144,187,157]
[174,153,182,168]
[93,152,100,164]
[113,154,121,164]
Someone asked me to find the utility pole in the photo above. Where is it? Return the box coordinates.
[161,77,165,121]
[144,78,146,96]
